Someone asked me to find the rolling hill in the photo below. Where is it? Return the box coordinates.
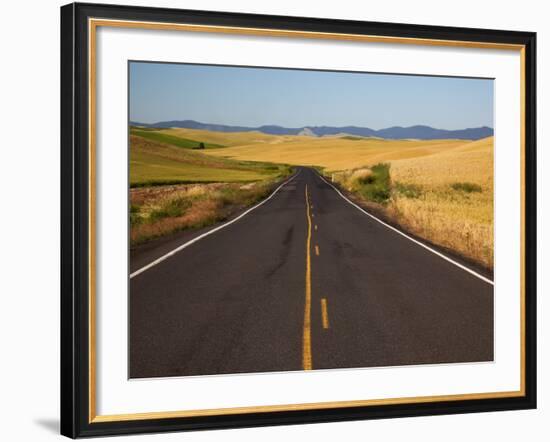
[202,135,476,172]
[129,134,290,187]
[130,120,493,141]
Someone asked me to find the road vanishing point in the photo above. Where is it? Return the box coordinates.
[129,167,493,378]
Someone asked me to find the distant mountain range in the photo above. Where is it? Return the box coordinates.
[130,119,493,141]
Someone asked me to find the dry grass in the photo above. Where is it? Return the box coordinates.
[130,181,275,245]
[388,137,493,268]
[388,191,493,268]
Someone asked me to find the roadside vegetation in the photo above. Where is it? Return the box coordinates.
[130,181,278,245]
[129,130,292,245]
[330,137,494,269]
[335,163,391,204]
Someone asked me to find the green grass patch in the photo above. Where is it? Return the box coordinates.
[130,150,277,187]
[130,125,160,131]
[355,163,391,204]
[130,204,142,226]
[451,182,483,193]
[231,160,292,176]
[131,128,224,149]
[149,197,192,222]
[130,132,293,188]
[394,181,422,199]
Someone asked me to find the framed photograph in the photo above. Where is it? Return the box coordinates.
[60,2,536,438]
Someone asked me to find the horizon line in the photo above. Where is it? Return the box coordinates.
[129,119,494,132]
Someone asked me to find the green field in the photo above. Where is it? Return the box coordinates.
[341,135,365,141]
[130,127,224,149]
[129,132,291,187]
[130,150,277,186]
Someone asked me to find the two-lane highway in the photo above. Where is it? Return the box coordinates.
[130,167,493,378]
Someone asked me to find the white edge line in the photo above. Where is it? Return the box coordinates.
[316,172,494,286]
[130,171,301,279]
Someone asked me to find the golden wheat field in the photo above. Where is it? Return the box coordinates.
[203,133,468,171]
[387,137,493,269]
[199,129,494,269]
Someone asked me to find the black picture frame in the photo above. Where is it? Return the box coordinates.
[61,2,537,438]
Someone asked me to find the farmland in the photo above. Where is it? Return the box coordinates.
[129,130,292,244]
[131,127,224,149]
[198,129,494,269]
[130,134,290,187]
[203,134,469,171]
[130,126,493,269]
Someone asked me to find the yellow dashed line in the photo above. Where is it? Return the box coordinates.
[321,298,329,329]
[315,245,320,256]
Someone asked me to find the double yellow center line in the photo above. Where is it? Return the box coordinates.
[303,184,313,370]
[303,182,331,370]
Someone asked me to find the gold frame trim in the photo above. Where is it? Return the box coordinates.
[88,18,527,424]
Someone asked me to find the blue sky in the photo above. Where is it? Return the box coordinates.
[129,62,493,130]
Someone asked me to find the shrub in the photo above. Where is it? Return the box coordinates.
[351,168,373,184]
[130,204,142,226]
[451,182,482,193]
[394,182,422,199]
[355,163,391,204]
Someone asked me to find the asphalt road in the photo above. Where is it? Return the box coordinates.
[129,167,493,378]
